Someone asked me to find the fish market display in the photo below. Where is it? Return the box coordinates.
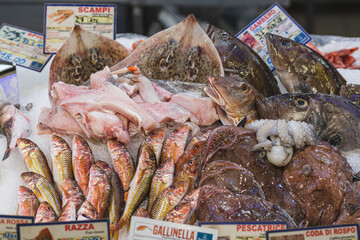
[17,138,53,182]
[283,143,353,226]
[246,119,317,167]
[205,76,263,125]
[266,33,346,95]
[324,47,359,69]
[17,186,39,217]
[257,93,360,151]
[207,25,280,97]
[49,25,130,89]
[0,101,31,160]
[196,185,297,228]
[111,14,224,83]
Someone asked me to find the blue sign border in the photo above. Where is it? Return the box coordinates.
[43,3,117,54]
[0,23,53,72]
[199,221,288,228]
[17,219,110,240]
[236,2,311,44]
[266,223,360,240]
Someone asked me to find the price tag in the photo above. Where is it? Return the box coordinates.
[44,4,116,54]
[17,219,110,240]
[266,224,360,240]
[0,24,52,72]
[0,215,33,240]
[236,3,311,70]
[129,216,218,240]
[199,221,287,240]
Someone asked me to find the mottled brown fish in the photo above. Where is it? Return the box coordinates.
[49,25,130,90]
[207,25,280,97]
[35,201,57,223]
[266,33,346,95]
[50,134,73,197]
[17,186,39,217]
[17,138,53,182]
[111,14,224,83]
[257,93,360,151]
[205,76,263,126]
[72,135,95,195]
[21,172,61,217]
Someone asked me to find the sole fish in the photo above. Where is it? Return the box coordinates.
[21,172,61,217]
[0,103,31,160]
[50,134,73,197]
[72,135,95,195]
[17,138,53,182]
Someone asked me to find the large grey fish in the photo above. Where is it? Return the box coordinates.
[257,93,360,151]
[111,14,224,84]
[206,25,280,97]
[265,33,346,95]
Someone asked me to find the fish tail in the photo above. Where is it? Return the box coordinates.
[118,218,130,231]
[2,148,10,161]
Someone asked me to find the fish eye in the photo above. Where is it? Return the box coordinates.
[294,97,308,108]
[188,160,194,166]
[280,40,290,47]
[241,85,248,91]
[173,129,179,133]
[221,32,229,40]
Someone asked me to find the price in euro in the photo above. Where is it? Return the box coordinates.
[0,49,26,64]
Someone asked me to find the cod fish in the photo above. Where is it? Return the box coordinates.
[111,14,224,83]
[266,33,346,95]
[49,25,130,90]
[205,76,263,126]
[0,102,31,160]
[207,25,280,97]
[257,93,360,151]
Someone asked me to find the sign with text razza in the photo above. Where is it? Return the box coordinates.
[0,24,52,72]
[236,3,311,71]
[266,224,359,240]
[17,219,109,240]
[44,4,116,54]
[0,215,33,240]
[129,216,218,240]
[199,221,287,240]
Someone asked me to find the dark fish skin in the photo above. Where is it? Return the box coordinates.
[257,93,360,151]
[206,25,280,97]
[266,33,346,95]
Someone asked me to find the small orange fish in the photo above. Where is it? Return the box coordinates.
[72,135,95,195]
[17,186,39,217]
[61,178,85,211]
[136,208,151,218]
[35,201,57,223]
[160,125,190,164]
[77,200,98,220]
[58,201,76,222]
[137,225,152,231]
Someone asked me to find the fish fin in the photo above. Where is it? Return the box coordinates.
[237,117,247,128]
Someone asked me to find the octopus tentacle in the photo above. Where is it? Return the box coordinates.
[288,120,306,149]
[253,140,273,151]
[278,119,293,146]
[255,120,278,143]
[245,119,268,132]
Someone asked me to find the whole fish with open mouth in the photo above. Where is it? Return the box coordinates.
[265,33,346,95]
[206,25,280,97]
[0,101,31,160]
[257,93,360,151]
[111,14,224,83]
[205,76,263,126]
